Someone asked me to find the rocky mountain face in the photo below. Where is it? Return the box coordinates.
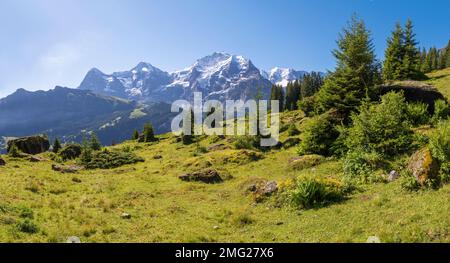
[78,52,308,103]
[0,86,175,147]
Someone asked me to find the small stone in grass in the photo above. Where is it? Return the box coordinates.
[121,213,131,219]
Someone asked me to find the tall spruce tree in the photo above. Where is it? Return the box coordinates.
[90,133,102,151]
[316,15,380,116]
[143,123,156,142]
[383,23,404,81]
[132,129,139,140]
[52,138,62,153]
[446,40,450,68]
[401,19,421,79]
[285,82,300,111]
[270,84,284,112]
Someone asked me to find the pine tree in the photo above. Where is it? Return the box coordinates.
[401,19,421,79]
[383,23,404,81]
[80,136,92,165]
[52,138,62,153]
[446,40,450,68]
[90,133,102,151]
[143,123,156,142]
[285,81,300,110]
[430,47,439,71]
[270,84,284,112]
[316,15,380,116]
[419,47,429,73]
[132,129,139,140]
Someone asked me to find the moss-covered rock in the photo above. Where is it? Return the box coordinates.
[289,154,325,170]
[179,169,223,184]
[7,135,50,155]
[407,148,440,186]
[381,82,446,113]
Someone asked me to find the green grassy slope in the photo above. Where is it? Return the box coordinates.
[427,67,450,99]
[1,70,450,243]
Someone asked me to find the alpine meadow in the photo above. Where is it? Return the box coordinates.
[1,0,450,246]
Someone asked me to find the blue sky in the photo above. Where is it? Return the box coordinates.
[0,0,449,97]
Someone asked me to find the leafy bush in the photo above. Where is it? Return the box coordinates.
[290,176,346,209]
[400,171,420,191]
[298,96,317,116]
[287,124,300,136]
[429,120,450,183]
[16,219,39,234]
[432,99,450,123]
[297,112,339,156]
[8,143,22,158]
[233,136,259,150]
[59,144,82,161]
[344,91,413,157]
[85,149,144,169]
[342,149,384,182]
[406,102,430,126]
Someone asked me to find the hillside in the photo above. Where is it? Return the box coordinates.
[0,87,175,147]
[427,67,450,99]
[1,97,450,242]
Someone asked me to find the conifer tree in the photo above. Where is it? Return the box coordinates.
[316,15,380,116]
[446,40,450,68]
[80,136,92,165]
[132,129,139,140]
[52,138,62,153]
[90,133,102,151]
[270,84,284,111]
[143,123,156,142]
[401,19,420,79]
[383,23,404,81]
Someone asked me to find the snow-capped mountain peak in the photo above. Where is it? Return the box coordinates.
[263,67,307,87]
[78,52,311,103]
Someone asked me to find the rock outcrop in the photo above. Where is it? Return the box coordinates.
[179,169,223,184]
[381,81,446,113]
[407,148,440,186]
[7,135,50,155]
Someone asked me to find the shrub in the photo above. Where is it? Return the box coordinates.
[290,176,346,209]
[16,219,39,234]
[432,99,450,123]
[345,92,413,157]
[429,120,450,183]
[297,112,339,156]
[8,143,22,158]
[298,96,317,116]
[400,171,420,191]
[342,149,383,182]
[406,102,430,126]
[287,124,300,136]
[233,136,259,150]
[193,143,208,156]
[85,149,144,169]
[59,144,82,161]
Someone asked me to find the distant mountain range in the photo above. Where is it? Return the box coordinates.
[0,87,175,147]
[78,52,312,103]
[0,52,318,147]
